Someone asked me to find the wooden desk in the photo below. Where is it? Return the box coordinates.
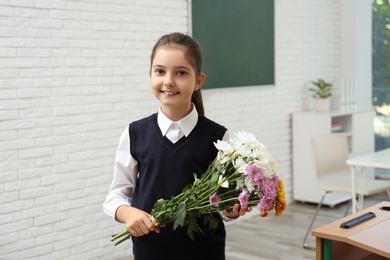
[346,148,390,213]
[312,201,390,260]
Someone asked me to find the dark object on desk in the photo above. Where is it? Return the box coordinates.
[340,212,376,229]
[379,206,390,211]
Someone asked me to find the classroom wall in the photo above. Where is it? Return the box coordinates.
[0,0,343,259]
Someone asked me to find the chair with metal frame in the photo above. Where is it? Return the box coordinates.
[302,133,390,249]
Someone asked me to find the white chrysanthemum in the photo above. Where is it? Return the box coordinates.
[253,158,275,178]
[214,140,233,156]
[230,131,258,150]
[251,143,269,159]
[216,152,230,164]
[244,177,256,193]
[218,175,229,188]
[235,145,253,158]
[233,157,247,173]
[235,178,244,190]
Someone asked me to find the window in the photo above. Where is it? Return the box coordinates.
[372,0,390,152]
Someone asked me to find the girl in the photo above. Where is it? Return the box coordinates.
[103,32,251,260]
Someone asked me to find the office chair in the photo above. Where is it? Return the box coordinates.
[302,133,390,249]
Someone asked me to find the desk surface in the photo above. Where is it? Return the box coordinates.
[348,218,390,258]
[312,201,390,258]
[346,148,390,169]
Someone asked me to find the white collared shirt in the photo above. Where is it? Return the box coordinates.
[103,106,229,219]
[158,106,198,143]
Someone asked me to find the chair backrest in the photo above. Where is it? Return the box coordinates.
[311,133,350,180]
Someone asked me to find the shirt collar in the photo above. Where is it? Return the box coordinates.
[157,104,198,137]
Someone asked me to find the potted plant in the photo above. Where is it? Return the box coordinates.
[309,79,333,112]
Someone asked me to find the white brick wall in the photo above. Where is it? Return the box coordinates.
[0,0,343,259]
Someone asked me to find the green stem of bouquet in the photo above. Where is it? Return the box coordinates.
[111,230,132,246]
[188,197,237,211]
[111,155,258,246]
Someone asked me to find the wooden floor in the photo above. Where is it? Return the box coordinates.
[225,192,389,260]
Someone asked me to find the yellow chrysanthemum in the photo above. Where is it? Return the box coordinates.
[260,210,268,217]
[274,179,286,216]
[275,201,286,216]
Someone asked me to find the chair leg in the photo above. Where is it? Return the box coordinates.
[387,189,390,200]
[303,191,330,249]
[344,199,352,217]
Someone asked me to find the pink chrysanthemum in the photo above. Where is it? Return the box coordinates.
[209,192,221,208]
[244,164,262,186]
[257,173,279,211]
[238,189,250,208]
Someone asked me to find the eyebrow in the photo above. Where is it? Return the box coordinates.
[152,65,191,71]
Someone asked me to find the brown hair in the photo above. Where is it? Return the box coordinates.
[150,32,205,116]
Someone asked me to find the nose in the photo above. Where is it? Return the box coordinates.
[163,73,174,87]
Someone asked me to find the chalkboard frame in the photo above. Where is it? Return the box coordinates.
[189,0,275,89]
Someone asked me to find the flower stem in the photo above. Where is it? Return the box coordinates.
[113,234,131,246]
[111,230,132,246]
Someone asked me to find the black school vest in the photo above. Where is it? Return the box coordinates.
[129,113,227,260]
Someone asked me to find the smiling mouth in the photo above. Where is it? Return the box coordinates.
[162,91,179,96]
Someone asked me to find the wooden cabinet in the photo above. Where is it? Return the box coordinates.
[292,110,375,206]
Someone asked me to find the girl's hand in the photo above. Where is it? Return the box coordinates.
[222,204,252,218]
[116,205,160,237]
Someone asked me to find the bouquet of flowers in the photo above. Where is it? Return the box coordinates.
[111,131,286,246]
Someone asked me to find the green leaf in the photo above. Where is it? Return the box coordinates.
[203,213,219,229]
[210,171,219,183]
[153,198,168,210]
[192,173,200,185]
[186,220,203,240]
[172,201,187,230]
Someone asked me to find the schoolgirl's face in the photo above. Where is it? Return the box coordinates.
[150,47,205,120]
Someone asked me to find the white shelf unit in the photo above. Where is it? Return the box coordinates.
[292,109,375,207]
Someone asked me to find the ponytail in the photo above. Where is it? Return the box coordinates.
[191,89,204,116]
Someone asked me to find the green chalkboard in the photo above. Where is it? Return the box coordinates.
[191,0,274,89]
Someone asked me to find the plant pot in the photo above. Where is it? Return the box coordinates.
[313,98,330,112]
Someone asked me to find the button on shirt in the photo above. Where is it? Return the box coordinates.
[103,105,229,220]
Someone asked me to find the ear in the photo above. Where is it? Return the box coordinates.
[195,73,206,91]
